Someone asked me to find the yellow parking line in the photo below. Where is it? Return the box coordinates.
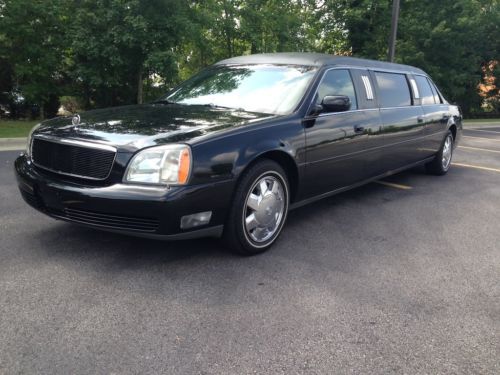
[458,146,500,154]
[452,163,500,173]
[375,181,413,190]
[463,136,500,142]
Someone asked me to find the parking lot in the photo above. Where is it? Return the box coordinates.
[1,126,499,374]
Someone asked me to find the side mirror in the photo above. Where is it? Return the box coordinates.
[321,95,351,113]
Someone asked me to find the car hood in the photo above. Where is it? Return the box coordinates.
[34,103,274,152]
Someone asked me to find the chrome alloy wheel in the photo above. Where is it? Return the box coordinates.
[243,174,287,244]
[442,134,453,170]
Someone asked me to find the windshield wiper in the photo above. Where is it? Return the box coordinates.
[201,103,245,111]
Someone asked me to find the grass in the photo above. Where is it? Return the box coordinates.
[0,120,39,138]
[463,118,500,125]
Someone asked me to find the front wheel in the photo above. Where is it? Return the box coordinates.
[426,130,454,175]
[223,160,289,255]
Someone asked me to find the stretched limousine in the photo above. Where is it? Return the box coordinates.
[15,53,462,254]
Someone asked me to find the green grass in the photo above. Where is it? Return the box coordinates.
[0,120,39,138]
[463,118,500,125]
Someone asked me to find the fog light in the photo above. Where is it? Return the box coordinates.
[180,211,212,229]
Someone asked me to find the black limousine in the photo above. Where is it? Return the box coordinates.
[15,53,462,254]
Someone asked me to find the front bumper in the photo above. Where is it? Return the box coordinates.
[15,154,234,240]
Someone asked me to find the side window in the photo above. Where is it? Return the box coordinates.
[414,75,436,105]
[374,72,412,107]
[315,69,357,110]
[428,79,442,104]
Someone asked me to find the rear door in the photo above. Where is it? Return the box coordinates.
[303,68,383,197]
[412,75,451,155]
[372,71,425,171]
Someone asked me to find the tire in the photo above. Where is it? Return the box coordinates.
[223,159,290,255]
[426,130,454,176]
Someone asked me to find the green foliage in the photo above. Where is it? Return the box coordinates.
[0,0,71,117]
[0,0,498,116]
[69,0,190,107]
[396,0,500,113]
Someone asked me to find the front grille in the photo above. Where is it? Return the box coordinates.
[32,138,116,180]
[62,208,159,232]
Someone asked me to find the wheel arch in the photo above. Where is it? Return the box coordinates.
[235,149,300,203]
[448,123,457,140]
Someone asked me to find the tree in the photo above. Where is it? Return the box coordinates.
[332,0,500,114]
[0,0,497,116]
[0,0,71,118]
[70,0,190,107]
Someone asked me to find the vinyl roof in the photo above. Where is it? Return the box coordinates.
[216,52,426,75]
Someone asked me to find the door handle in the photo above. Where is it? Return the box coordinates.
[354,125,365,134]
[417,116,424,123]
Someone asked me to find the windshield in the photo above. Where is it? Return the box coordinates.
[164,64,317,115]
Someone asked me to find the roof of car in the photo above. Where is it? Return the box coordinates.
[216,52,426,75]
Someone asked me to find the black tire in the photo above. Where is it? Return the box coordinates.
[223,159,290,255]
[426,130,454,176]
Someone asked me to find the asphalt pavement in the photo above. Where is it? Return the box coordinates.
[0,126,499,374]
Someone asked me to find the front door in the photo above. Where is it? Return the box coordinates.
[303,68,383,198]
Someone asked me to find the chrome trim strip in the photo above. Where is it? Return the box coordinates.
[361,75,374,100]
[311,107,379,119]
[380,105,421,110]
[31,136,117,181]
[410,79,420,99]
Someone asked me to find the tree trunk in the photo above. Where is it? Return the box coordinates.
[223,0,233,56]
[137,67,143,104]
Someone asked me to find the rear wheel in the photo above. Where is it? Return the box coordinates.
[426,130,454,175]
[223,160,289,255]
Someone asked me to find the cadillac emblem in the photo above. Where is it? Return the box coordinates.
[72,114,81,126]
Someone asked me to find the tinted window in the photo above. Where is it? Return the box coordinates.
[415,75,436,105]
[428,79,442,104]
[374,72,411,107]
[315,69,357,110]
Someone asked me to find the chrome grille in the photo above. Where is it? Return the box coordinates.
[32,137,116,180]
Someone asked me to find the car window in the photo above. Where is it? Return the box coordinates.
[315,69,357,110]
[428,79,443,104]
[374,72,412,107]
[414,75,436,105]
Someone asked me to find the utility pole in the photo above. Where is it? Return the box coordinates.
[387,0,400,62]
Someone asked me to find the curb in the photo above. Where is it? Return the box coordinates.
[0,137,26,151]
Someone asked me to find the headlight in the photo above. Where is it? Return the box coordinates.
[124,144,191,185]
[25,123,41,157]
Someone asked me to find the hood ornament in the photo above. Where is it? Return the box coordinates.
[72,114,81,126]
